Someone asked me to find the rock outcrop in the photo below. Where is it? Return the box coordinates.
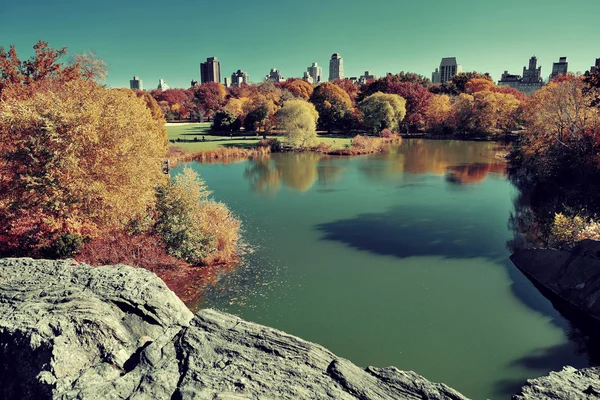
[513,366,600,399]
[510,239,600,322]
[0,258,468,399]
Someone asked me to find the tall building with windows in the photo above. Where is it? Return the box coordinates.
[157,79,169,91]
[498,56,544,96]
[549,57,568,80]
[200,57,221,84]
[329,53,344,82]
[431,57,462,84]
[129,75,143,90]
[265,68,285,83]
[306,62,322,83]
[231,69,249,87]
[586,58,600,76]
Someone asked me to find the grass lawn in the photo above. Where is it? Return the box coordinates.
[166,122,353,152]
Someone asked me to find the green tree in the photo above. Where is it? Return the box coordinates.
[276,99,319,148]
[309,82,352,132]
[358,92,406,134]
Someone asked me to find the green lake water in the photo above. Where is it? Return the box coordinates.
[173,139,594,399]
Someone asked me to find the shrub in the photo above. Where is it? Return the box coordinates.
[154,168,240,265]
[549,213,600,247]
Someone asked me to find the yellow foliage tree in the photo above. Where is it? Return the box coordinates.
[0,80,168,255]
[425,94,453,133]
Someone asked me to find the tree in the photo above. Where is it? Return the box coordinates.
[309,82,352,131]
[244,106,269,132]
[284,79,314,100]
[520,76,600,181]
[425,94,453,133]
[451,72,493,93]
[471,91,520,134]
[0,40,107,97]
[449,93,475,133]
[276,99,319,148]
[193,82,226,120]
[213,110,241,132]
[358,92,406,134]
[0,80,168,256]
[333,78,359,101]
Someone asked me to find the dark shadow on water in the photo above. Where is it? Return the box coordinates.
[315,205,507,260]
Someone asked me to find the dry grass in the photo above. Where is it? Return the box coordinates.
[168,145,270,166]
[328,134,402,156]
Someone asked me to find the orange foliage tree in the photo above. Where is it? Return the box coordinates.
[0,79,168,256]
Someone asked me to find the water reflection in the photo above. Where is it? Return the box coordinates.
[244,153,344,194]
[358,140,508,184]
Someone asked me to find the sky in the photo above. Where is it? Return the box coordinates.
[2,0,599,89]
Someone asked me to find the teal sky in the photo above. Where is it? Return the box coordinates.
[2,0,599,89]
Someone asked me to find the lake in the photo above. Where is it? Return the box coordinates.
[173,139,594,399]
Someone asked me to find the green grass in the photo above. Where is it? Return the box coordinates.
[165,122,353,152]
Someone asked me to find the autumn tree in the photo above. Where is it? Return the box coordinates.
[425,94,453,133]
[333,78,359,101]
[471,91,520,134]
[0,40,108,97]
[276,99,319,148]
[451,72,493,93]
[358,92,407,134]
[193,82,227,120]
[309,82,353,131]
[0,80,168,256]
[519,76,600,181]
[283,79,314,100]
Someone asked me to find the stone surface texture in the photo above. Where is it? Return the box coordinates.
[512,366,600,399]
[510,239,600,322]
[0,258,468,400]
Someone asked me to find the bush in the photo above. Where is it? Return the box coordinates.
[549,213,600,247]
[154,168,240,265]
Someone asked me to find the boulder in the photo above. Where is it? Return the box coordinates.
[510,239,600,322]
[0,258,468,400]
[513,366,600,399]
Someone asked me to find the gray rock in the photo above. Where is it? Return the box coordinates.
[510,239,600,322]
[0,258,469,399]
[512,366,600,399]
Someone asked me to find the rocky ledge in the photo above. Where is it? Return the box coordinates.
[0,258,468,399]
[513,366,600,399]
[510,239,600,322]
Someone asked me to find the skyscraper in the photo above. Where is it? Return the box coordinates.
[306,62,322,83]
[129,75,143,90]
[157,79,169,91]
[265,69,285,82]
[200,57,221,84]
[431,58,462,84]
[498,56,544,96]
[231,69,250,87]
[549,57,568,80]
[329,54,343,82]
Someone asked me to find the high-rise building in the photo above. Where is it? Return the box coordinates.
[549,57,568,80]
[306,62,322,84]
[157,79,169,91]
[265,68,285,83]
[431,58,462,84]
[329,53,344,82]
[231,69,249,87]
[130,75,143,90]
[522,56,543,84]
[302,71,314,84]
[586,58,600,76]
[359,71,375,85]
[498,56,544,96]
[200,57,221,84]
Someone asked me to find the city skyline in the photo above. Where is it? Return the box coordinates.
[1,0,599,89]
